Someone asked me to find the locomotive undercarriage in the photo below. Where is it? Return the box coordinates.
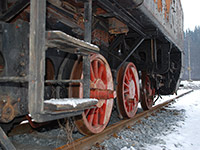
[0,0,182,140]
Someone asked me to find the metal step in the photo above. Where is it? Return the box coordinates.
[44,98,98,114]
[46,31,99,54]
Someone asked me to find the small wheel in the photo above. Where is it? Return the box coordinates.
[69,54,114,135]
[117,62,140,118]
[140,73,155,110]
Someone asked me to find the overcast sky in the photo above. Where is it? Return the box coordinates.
[181,0,200,31]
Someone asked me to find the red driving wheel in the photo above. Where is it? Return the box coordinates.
[141,73,155,110]
[69,54,114,135]
[117,62,140,118]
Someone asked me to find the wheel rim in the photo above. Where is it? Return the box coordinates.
[117,62,140,118]
[69,54,114,135]
[141,73,155,110]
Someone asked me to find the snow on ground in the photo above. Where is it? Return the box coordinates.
[145,81,200,150]
[92,80,200,150]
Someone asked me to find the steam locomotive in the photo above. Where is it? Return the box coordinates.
[0,0,183,136]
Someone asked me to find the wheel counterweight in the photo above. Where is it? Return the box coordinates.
[69,54,114,135]
[117,62,140,118]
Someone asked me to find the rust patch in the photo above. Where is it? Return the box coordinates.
[108,18,129,35]
[165,0,172,20]
[75,14,84,30]
[92,29,109,46]
[95,7,107,16]
[157,0,163,12]
[0,96,16,123]
[154,0,163,12]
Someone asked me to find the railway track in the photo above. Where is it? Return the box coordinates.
[56,90,193,150]
[7,90,192,150]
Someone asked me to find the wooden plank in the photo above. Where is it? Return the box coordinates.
[46,31,99,53]
[29,0,46,115]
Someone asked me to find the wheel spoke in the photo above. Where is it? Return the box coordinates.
[84,109,90,116]
[98,62,105,79]
[124,89,129,94]
[90,65,95,82]
[87,108,95,125]
[125,73,130,84]
[93,60,99,79]
[93,108,99,126]
[99,102,106,125]
[124,81,129,88]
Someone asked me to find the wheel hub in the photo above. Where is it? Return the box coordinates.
[128,79,136,99]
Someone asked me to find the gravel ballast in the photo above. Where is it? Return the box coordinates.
[91,106,186,150]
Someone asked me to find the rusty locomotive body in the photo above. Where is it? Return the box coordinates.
[0,0,183,137]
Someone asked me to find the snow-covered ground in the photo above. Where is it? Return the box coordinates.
[93,81,200,150]
[146,81,200,150]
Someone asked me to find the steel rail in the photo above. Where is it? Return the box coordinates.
[56,90,193,150]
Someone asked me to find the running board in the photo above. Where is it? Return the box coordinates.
[44,98,98,114]
[46,31,99,54]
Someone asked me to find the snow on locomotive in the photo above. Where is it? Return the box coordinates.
[0,0,183,135]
